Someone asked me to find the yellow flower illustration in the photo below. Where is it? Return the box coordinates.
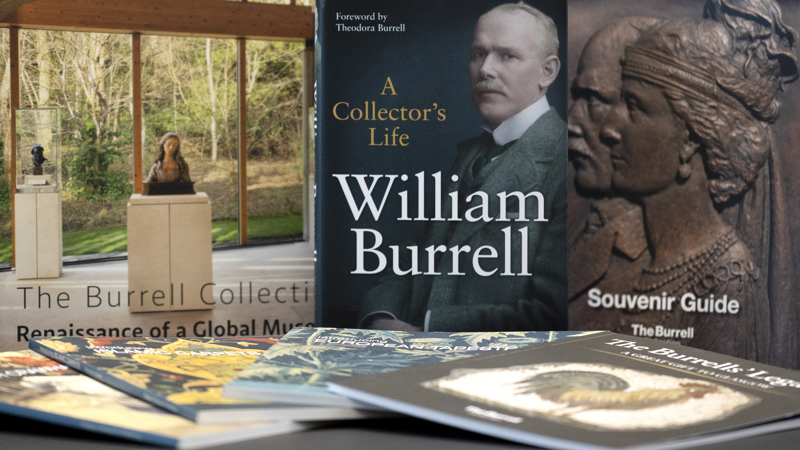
[38,340,80,353]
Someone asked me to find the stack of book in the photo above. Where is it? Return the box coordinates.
[0,328,797,449]
[7,0,800,448]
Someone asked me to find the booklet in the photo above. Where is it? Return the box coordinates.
[223,327,595,408]
[0,350,308,448]
[329,331,800,449]
[565,0,800,371]
[29,336,380,423]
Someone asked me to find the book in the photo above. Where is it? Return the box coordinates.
[0,349,308,449]
[0,1,315,352]
[29,336,381,423]
[566,0,800,369]
[329,331,800,450]
[223,327,595,408]
[315,0,569,331]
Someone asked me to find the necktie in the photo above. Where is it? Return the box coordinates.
[472,137,517,177]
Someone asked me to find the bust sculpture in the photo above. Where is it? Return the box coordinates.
[30,144,47,175]
[143,132,194,195]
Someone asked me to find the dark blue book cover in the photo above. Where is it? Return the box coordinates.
[315,0,569,331]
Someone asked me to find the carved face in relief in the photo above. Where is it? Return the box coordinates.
[601,78,686,196]
[163,137,179,158]
[568,49,621,194]
[469,9,558,129]
[568,18,661,194]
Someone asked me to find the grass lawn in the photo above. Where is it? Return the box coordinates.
[0,214,302,264]
[217,214,304,243]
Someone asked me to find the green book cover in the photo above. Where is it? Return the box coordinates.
[223,327,596,408]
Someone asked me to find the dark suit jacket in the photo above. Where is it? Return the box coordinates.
[359,108,568,331]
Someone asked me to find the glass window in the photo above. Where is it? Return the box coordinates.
[245,40,304,243]
[141,36,239,246]
[0,29,11,268]
[19,30,133,261]
[4,20,311,270]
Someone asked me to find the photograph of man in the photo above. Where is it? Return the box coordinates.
[358,2,568,332]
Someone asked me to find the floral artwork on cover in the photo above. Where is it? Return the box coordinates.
[0,350,280,441]
[234,327,598,388]
[34,336,278,405]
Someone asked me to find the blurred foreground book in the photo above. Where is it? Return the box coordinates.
[224,327,596,408]
[29,336,382,423]
[0,350,308,448]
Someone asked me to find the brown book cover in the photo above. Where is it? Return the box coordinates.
[567,0,800,369]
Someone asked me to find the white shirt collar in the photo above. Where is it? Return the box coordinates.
[482,96,550,146]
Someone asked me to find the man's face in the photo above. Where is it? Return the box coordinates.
[470,10,550,129]
[568,44,622,194]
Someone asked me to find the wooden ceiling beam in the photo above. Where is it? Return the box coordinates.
[0,0,313,41]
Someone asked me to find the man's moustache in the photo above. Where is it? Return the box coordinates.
[473,80,505,94]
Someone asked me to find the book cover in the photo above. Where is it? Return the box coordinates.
[223,327,595,408]
[0,1,315,351]
[315,0,569,331]
[329,331,800,450]
[0,349,308,449]
[566,0,800,369]
[29,336,379,423]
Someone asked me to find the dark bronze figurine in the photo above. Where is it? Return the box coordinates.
[30,144,47,176]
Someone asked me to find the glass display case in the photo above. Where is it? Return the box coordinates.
[15,108,62,193]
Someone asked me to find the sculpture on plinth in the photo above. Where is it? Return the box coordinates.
[143,132,195,195]
[30,144,46,175]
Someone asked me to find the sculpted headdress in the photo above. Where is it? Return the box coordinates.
[619,16,797,202]
[622,45,751,118]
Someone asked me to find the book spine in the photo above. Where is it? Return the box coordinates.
[314,0,327,326]
[28,339,198,422]
[0,403,177,448]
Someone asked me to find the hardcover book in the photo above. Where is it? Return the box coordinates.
[566,0,800,369]
[223,327,595,408]
[29,336,379,423]
[315,0,569,331]
[329,331,800,450]
[0,350,308,449]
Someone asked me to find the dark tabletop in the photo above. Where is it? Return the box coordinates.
[3,412,800,450]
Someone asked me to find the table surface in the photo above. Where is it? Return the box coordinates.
[2,412,800,450]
